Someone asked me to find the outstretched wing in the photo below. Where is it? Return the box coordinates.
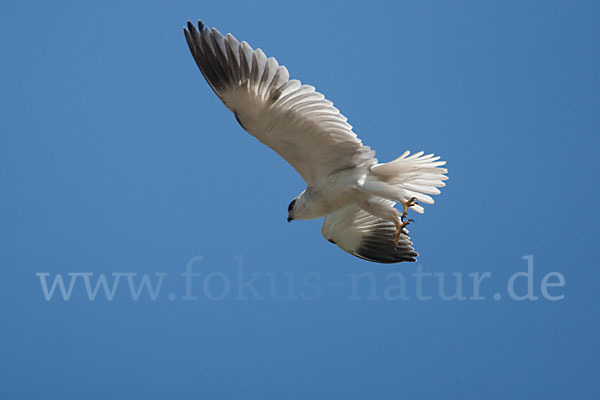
[184,20,376,185]
[321,203,418,263]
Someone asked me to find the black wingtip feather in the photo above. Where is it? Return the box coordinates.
[353,233,418,263]
[354,250,418,264]
[183,18,231,96]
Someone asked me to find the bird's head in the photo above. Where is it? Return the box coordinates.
[287,198,297,222]
[287,190,313,222]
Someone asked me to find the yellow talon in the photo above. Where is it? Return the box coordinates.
[400,197,417,221]
[393,210,412,245]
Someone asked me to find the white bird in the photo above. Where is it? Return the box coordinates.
[184,20,448,263]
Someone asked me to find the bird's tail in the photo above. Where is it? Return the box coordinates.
[363,151,448,213]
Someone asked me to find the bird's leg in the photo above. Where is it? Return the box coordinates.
[393,209,412,245]
[400,197,418,221]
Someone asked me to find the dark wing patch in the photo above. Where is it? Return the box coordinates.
[353,223,417,263]
[321,204,418,264]
[234,112,246,130]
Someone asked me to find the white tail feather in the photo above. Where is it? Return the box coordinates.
[364,151,449,213]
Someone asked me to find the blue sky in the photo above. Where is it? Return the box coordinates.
[1,0,599,398]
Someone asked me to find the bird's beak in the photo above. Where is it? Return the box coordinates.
[287,216,293,223]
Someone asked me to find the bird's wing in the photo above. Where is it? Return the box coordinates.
[321,203,418,263]
[184,20,376,185]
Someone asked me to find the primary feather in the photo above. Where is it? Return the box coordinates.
[184,20,375,185]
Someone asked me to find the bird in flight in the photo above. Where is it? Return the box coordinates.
[184,20,448,263]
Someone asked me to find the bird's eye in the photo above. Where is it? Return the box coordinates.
[288,199,296,212]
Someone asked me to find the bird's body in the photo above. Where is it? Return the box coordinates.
[184,20,448,263]
[292,168,368,220]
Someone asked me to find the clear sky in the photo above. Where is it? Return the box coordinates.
[2,0,599,399]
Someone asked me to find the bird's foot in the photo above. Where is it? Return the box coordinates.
[393,211,412,245]
[400,197,418,221]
